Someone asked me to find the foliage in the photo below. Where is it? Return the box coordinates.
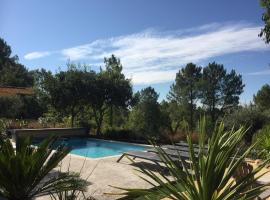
[0,38,45,120]
[201,62,244,124]
[0,38,33,87]
[168,63,202,130]
[103,128,144,141]
[39,56,132,133]
[84,72,111,135]
[0,95,44,120]
[253,124,270,160]
[166,62,244,133]
[160,100,188,135]
[0,136,88,200]
[0,118,11,135]
[224,105,270,144]
[254,84,270,110]
[43,66,89,127]
[0,96,23,118]
[118,119,270,200]
[88,55,132,135]
[259,0,270,43]
[38,107,63,128]
[50,190,95,200]
[128,87,162,139]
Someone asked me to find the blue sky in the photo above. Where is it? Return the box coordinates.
[1,0,270,102]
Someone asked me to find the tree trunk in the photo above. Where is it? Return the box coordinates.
[93,107,104,137]
[109,105,113,128]
[71,113,74,128]
[96,116,103,136]
[96,124,101,136]
[211,97,216,125]
[189,90,194,132]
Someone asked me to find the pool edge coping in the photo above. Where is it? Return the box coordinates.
[88,137,152,147]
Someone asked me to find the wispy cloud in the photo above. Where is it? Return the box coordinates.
[24,22,269,84]
[24,51,51,60]
[246,69,270,75]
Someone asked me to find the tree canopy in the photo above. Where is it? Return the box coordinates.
[39,56,132,134]
[201,62,244,123]
[254,84,270,110]
[0,38,33,87]
[128,87,162,139]
[168,63,202,130]
[259,0,270,43]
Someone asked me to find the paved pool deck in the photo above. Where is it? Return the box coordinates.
[38,153,161,200]
[37,153,270,200]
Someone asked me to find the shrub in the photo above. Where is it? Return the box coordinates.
[224,105,269,144]
[253,124,270,160]
[103,128,145,142]
[0,118,11,135]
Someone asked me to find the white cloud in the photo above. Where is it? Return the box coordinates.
[24,51,51,60]
[128,70,178,85]
[246,69,270,75]
[24,23,269,84]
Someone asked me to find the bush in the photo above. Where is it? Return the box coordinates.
[224,105,270,144]
[0,118,11,136]
[103,128,145,142]
[252,124,270,159]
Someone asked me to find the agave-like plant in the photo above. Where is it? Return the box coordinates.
[0,136,88,200]
[117,119,270,200]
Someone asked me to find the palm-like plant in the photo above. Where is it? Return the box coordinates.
[118,119,270,200]
[0,136,88,200]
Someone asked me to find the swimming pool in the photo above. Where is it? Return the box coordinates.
[41,138,147,158]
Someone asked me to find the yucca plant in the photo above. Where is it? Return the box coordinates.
[0,136,88,200]
[117,118,270,200]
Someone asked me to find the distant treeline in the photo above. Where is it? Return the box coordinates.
[1,37,270,143]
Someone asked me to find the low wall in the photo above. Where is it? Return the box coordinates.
[10,128,88,142]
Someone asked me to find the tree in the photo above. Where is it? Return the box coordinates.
[43,67,87,127]
[224,105,269,143]
[83,55,132,136]
[85,72,109,136]
[103,55,132,128]
[0,38,41,119]
[0,38,33,87]
[128,87,162,138]
[259,0,270,43]
[223,69,244,106]
[0,136,87,199]
[0,96,23,118]
[168,63,202,130]
[160,100,187,135]
[254,84,270,110]
[201,62,244,124]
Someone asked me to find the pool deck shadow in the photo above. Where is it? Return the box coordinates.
[37,153,161,200]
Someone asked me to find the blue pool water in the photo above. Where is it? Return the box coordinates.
[37,138,147,158]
